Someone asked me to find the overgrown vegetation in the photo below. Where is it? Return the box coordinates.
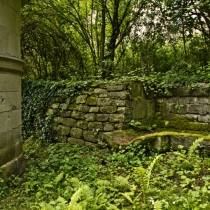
[21,0,210,80]
[1,138,210,209]
[22,62,210,143]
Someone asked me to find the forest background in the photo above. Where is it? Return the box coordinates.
[21,0,210,83]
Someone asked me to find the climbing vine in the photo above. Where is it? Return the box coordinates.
[22,63,210,142]
[22,80,93,141]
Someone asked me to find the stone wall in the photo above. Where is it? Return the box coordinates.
[156,84,210,122]
[46,82,210,145]
[47,82,154,145]
[155,84,210,131]
[0,0,28,178]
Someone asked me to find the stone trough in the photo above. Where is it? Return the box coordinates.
[102,130,210,152]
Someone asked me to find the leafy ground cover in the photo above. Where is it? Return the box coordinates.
[1,138,210,209]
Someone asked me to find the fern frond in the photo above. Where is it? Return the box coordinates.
[56,196,67,205]
[120,192,134,203]
[114,176,131,190]
[173,151,186,160]
[81,185,94,201]
[95,179,110,186]
[107,204,120,210]
[145,155,162,189]
[188,138,203,158]
[135,155,162,204]
[70,177,81,188]
[43,184,54,188]
[56,196,68,209]
[54,172,64,184]
[38,202,55,210]
[68,187,82,210]
[154,200,162,210]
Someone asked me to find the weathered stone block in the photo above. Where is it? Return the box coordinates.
[114,99,131,107]
[51,103,59,109]
[60,110,71,117]
[83,130,97,142]
[0,110,21,132]
[198,97,210,104]
[171,87,191,96]
[100,106,117,114]
[71,111,85,119]
[109,114,125,123]
[59,118,76,127]
[0,141,22,166]
[53,117,58,123]
[170,104,188,114]
[57,117,64,124]
[107,84,126,91]
[76,120,88,129]
[170,135,197,150]
[97,98,112,106]
[198,115,210,123]
[181,114,198,122]
[129,82,144,100]
[0,92,21,112]
[57,125,70,136]
[151,136,170,152]
[86,95,98,105]
[96,114,109,121]
[85,113,96,121]
[103,123,115,131]
[67,137,85,146]
[46,109,53,116]
[68,103,78,111]
[117,107,130,115]
[188,104,209,115]
[60,103,68,110]
[108,91,127,99]
[99,94,108,98]
[131,101,147,120]
[0,127,21,150]
[190,87,209,97]
[88,122,103,130]
[78,104,90,112]
[70,128,83,138]
[76,95,87,104]
[89,107,99,113]
[179,97,198,104]
[94,88,107,94]
[0,74,21,92]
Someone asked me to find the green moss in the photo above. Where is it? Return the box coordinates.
[153,114,210,132]
[86,94,98,105]
[117,129,139,136]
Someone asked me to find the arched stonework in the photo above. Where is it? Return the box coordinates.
[0,0,28,178]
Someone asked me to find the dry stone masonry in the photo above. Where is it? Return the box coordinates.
[46,82,210,146]
[47,82,154,145]
[156,84,210,127]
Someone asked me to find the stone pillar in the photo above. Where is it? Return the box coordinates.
[0,0,28,178]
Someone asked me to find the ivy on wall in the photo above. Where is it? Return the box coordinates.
[22,80,93,141]
[22,65,210,142]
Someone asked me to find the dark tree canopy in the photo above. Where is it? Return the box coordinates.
[21,0,210,80]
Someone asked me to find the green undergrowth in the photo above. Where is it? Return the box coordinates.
[1,138,210,209]
[22,64,210,143]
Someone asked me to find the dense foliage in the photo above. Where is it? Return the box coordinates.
[22,62,210,142]
[1,139,210,209]
[21,0,210,80]
[22,79,93,141]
